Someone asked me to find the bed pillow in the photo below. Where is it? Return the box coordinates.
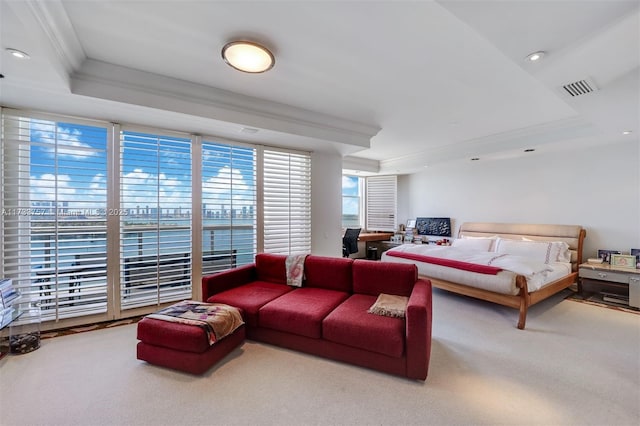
[521,237,572,263]
[494,238,571,264]
[460,235,499,251]
[451,238,494,252]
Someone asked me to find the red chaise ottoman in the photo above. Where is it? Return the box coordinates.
[136,301,245,375]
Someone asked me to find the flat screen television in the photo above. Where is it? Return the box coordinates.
[415,217,452,237]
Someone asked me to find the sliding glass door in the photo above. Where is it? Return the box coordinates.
[1,109,313,328]
[119,129,193,310]
[1,111,110,322]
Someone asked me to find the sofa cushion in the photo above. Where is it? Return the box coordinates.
[206,281,292,327]
[323,294,405,358]
[259,288,349,338]
[352,260,417,297]
[304,255,353,292]
[255,253,287,285]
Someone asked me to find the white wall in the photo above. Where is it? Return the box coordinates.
[398,139,640,259]
[311,151,343,256]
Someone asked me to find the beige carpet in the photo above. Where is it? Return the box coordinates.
[1,288,638,426]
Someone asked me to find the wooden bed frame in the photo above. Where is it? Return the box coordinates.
[423,222,586,330]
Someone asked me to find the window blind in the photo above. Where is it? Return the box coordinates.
[263,149,311,254]
[201,140,256,273]
[1,111,109,321]
[366,175,397,232]
[120,130,192,310]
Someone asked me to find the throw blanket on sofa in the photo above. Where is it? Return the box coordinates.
[286,254,308,287]
[147,300,244,345]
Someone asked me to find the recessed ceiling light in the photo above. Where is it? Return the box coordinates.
[240,127,259,134]
[622,130,632,135]
[6,48,30,59]
[222,41,275,73]
[525,51,545,62]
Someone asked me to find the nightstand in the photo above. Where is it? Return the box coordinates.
[578,263,640,308]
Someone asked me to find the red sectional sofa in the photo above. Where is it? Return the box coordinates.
[202,253,433,380]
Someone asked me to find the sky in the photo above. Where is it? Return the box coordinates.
[342,175,360,216]
[26,119,256,216]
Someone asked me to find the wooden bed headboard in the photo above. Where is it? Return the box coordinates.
[458,222,586,271]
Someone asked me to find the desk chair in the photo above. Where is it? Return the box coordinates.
[342,228,361,257]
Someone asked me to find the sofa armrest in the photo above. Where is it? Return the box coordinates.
[201,264,257,301]
[405,279,433,380]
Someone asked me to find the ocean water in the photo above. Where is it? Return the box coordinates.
[27,218,256,288]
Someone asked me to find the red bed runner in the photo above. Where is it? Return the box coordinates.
[385,251,503,275]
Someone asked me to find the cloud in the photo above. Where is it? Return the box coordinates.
[121,169,192,211]
[342,175,358,189]
[30,174,75,201]
[342,197,359,215]
[203,166,254,210]
[31,120,97,160]
[30,173,109,210]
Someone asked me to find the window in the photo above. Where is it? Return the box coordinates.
[1,108,313,327]
[365,175,397,232]
[263,149,311,254]
[201,140,256,273]
[119,129,192,310]
[342,175,362,228]
[1,111,109,321]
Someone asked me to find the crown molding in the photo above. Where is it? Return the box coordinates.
[26,0,86,74]
[70,60,380,148]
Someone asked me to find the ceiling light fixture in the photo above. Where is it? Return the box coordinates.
[622,130,632,135]
[525,51,545,62]
[222,41,275,73]
[524,148,535,152]
[470,157,480,161]
[6,48,30,59]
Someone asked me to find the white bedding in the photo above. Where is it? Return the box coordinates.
[381,244,572,294]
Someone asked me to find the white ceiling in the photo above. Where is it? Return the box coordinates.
[1,0,638,174]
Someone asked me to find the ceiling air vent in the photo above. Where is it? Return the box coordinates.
[561,78,598,97]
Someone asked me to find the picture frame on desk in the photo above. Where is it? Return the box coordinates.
[597,249,620,263]
[630,248,640,268]
[610,254,636,269]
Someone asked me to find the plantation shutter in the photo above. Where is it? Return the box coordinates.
[366,175,397,232]
[201,141,257,273]
[263,149,311,254]
[119,129,192,310]
[1,110,109,321]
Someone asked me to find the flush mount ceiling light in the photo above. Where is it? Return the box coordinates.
[222,41,275,73]
[525,51,545,62]
[6,48,30,59]
[622,130,633,135]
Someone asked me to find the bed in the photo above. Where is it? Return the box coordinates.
[381,222,586,329]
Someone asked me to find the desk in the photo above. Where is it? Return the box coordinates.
[342,232,394,259]
[358,232,394,242]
